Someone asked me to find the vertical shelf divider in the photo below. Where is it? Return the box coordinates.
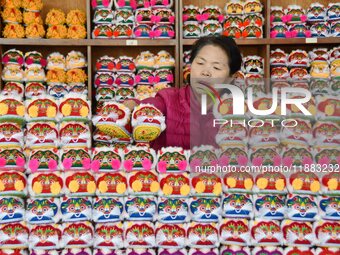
[266,0,271,40]
[175,0,180,88]
[178,0,184,88]
[266,0,271,92]
[87,45,92,101]
[86,0,92,40]
[266,44,271,93]
[0,45,2,89]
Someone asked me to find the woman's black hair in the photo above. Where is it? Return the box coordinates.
[189,35,242,75]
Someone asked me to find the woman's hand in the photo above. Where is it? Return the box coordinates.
[123,99,138,111]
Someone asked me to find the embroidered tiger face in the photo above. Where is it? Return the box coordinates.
[220,220,250,244]
[190,198,220,221]
[60,123,88,140]
[63,223,93,246]
[0,197,24,223]
[27,99,57,118]
[95,224,124,248]
[93,198,123,222]
[287,196,318,220]
[117,58,135,71]
[252,221,282,244]
[125,223,155,246]
[97,87,115,100]
[160,174,190,195]
[309,5,325,19]
[327,4,340,19]
[244,58,263,73]
[244,1,262,13]
[0,149,25,167]
[155,9,173,22]
[314,122,339,142]
[32,173,62,194]
[62,149,91,169]
[272,49,287,60]
[158,198,188,222]
[223,194,253,218]
[26,199,58,224]
[25,82,46,96]
[30,150,59,170]
[192,173,221,193]
[158,152,186,171]
[255,172,285,191]
[220,147,248,166]
[250,122,277,140]
[202,22,222,35]
[30,225,62,248]
[282,222,313,245]
[202,7,222,20]
[0,98,24,116]
[97,173,127,194]
[271,9,284,21]
[250,148,279,166]
[93,150,121,170]
[27,123,57,143]
[0,223,29,246]
[316,222,340,245]
[217,122,246,138]
[183,6,200,20]
[187,224,218,246]
[0,123,22,142]
[125,197,156,220]
[315,149,339,165]
[136,9,152,21]
[61,197,92,221]
[129,171,158,193]
[156,224,186,247]
[66,172,95,193]
[125,149,154,169]
[183,23,200,36]
[284,119,312,139]
[60,98,89,117]
[116,88,135,101]
[272,24,288,35]
[255,195,285,219]
[226,3,243,15]
[283,148,313,166]
[190,150,218,167]
[320,197,340,220]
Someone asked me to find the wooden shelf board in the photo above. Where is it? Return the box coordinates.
[88,39,177,46]
[269,37,340,45]
[182,37,340,46]
[182,38,269,46]
[0,39,89,46]
[0,39,178,46]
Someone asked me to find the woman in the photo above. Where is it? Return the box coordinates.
[125,35,242,150]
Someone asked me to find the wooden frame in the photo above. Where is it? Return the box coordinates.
[0,0,339,97]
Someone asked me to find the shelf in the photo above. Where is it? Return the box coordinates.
[182,38,269,46]
[182,37,340,46]
[269,37,340,45]
[88,39,178,46]
[0,39,178,47]
[0,39,90,46]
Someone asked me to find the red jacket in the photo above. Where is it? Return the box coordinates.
[140,85,219,150]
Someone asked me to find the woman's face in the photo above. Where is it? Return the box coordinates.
[190,44,231,100]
